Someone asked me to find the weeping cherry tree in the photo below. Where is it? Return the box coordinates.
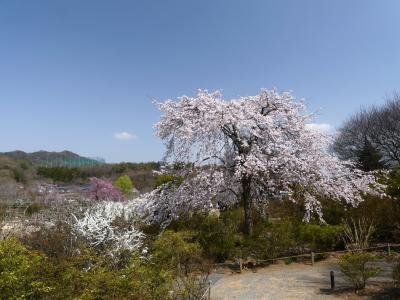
[145,89,383,235]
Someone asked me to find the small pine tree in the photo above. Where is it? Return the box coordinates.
[358,138,384,171]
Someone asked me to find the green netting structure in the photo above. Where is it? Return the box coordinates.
[35,157,106,168]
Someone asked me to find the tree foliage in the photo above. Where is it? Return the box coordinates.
[154,173,183,188]
[37,167,85,183]
[0,238,53,300]
[89,177,125,202]
[114,175,134,196]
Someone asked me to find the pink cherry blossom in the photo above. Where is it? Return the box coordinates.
[140,89,384,234]
[89,177,125,202]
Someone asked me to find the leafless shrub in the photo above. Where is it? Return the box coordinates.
[342,218,375,250]
[173,264,211,300]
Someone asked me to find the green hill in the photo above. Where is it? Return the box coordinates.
[1,151,105,168]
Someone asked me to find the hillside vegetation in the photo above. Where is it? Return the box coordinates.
[0,91,399,299]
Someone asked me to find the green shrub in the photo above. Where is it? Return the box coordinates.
[168,209,242,262]
[0,238,53,300]
[21,222,81,260]
[114,175,134,195]
[13,168,26,183]
[152,230,211,299]
[154,174,183,188]
[0,230,209,299]
[339,252,381,290]
[20,161,30,170]
[241,218,297,260]
[297,224,343,251]
[348,195,400,242]
[44,252,173,300]
[74,256,173,300]
[196,211,241,262]
[153,230,204,276]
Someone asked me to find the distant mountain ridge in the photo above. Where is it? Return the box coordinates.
[1,150,105,167]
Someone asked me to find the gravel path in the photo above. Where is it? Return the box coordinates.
[209,258,395,300]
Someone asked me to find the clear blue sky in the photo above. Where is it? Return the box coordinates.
[1,0,399,162]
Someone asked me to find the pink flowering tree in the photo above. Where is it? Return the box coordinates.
[89,177,125,202]
[144,89,384,235]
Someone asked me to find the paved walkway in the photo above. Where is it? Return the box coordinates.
[209,258,394,300]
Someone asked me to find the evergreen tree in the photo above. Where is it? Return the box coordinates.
[357,138,384,171]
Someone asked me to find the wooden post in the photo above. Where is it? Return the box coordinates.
[388,243,391,256]
[330,271,335,290]
[208,280,212,300]
[311,252,315,266]
[239,258,242,273]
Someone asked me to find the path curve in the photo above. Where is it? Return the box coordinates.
[209,258,394,300]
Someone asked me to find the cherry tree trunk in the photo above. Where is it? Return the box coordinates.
[242,176,253,235]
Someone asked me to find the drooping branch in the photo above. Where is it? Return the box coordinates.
[150,89,384,231]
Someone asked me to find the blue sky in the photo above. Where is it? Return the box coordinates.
[1,0,399,162]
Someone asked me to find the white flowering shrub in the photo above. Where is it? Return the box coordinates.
[71,200,144,254]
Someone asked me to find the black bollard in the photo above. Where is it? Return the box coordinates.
[330,271,335,290]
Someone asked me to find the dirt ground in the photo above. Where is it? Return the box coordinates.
[209,257,399,300]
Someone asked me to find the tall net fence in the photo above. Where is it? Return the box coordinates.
[35,156,106,168]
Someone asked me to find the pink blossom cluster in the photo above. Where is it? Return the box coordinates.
[89,177,125,202]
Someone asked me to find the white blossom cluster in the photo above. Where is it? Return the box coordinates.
[145,89,385,224]
[71,200,145,254]
[137,170,231,228]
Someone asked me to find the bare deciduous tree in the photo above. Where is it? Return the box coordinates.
[333,93,400,168]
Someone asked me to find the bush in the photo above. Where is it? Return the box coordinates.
[1,228,213,299]
[66,255,173,300]
[297,224,343,252]
[0,238,53,300]
[168,209,242,262]
[0,237,173,299]
[114,175,134,195]
[42,252,174,300]
[241,218,297,260]
[152,230,210,299]
[13,168,26,183]
[154,174,183,188]
[347,196,400,242]
[153,230,204,275]
[339,252,381,290]
[20,161,29,170]
[196,211,241,262]
[22,222,81,260]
